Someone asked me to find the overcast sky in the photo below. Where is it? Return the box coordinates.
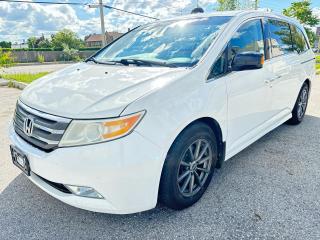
[0,0,319,43]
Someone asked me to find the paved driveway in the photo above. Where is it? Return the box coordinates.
[0,63,73,74]
[0,77,319,239]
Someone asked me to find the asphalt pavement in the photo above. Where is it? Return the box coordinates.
[0,76,319,240]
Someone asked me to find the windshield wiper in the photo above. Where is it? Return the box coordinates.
[86,57,117,65]
[116,58,178,68]
[86,57,178,68]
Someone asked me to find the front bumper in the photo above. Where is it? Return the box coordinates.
[9,124,164,214]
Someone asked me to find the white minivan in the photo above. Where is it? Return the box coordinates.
[9,10,315,214]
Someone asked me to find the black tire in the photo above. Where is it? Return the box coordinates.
[159,122,218,210]
[287,82,309,125]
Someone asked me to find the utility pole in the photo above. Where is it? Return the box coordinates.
[89,0,107,47]
[99,0,106,46]
[254,0,259,10]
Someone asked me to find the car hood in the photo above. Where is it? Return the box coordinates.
[20,62,187,119]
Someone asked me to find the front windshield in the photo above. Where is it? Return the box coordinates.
[94,16,232,67]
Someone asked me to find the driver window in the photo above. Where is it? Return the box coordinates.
[228,19,265,65]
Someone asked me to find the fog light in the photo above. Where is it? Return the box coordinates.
[65,185,104,199]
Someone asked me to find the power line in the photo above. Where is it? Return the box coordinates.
[0,0,83,5]
[0,0,158,19]
[104,5,158,20]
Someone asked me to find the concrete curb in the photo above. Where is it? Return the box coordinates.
[0,79,8,86]
[12,81,28,90]
[0,78,27,90]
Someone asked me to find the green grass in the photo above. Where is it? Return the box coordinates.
[316,55,320,75]
[0,72,49,83]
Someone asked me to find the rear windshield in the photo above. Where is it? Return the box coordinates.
[94,16,232,67]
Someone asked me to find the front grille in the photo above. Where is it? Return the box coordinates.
[13,101,71,152]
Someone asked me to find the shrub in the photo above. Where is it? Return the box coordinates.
[1,47,96,52]
[7,80,14,88]
[37,54,45,63]
[0,49,15,67]
[62,44,82,62]
[52,29,84,50]
[79,47,101,51]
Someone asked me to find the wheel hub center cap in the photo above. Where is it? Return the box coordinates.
[190,162,197,172]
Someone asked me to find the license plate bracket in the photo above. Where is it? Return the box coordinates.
[10,145,30,176]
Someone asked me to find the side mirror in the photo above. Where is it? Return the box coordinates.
[231,52,264,71]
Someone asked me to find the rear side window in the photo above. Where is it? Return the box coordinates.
[268,19,293,57]
[290,25,309,53]
[229,19,265,63]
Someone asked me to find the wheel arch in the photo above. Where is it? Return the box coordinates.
[192,117,226,168]
[304,78,311,88]
[303,78,311,94]
[158,116,226,204]
[166,117,226,170]
[303,78,311,98]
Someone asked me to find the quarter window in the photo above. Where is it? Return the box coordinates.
[290,25,309,53]
[268,19,293,57]
[208,50,227,79]
[228,19,265,64]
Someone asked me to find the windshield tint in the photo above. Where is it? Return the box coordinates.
[94,16,232,67]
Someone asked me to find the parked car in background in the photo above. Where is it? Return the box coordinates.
[9,10,315,214]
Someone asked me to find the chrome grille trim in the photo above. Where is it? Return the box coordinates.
[18,101,70,123]
[13,101,71,152]
[32,123,65,134]
[29,133,61,145]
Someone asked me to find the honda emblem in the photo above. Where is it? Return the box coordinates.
[23,117,34,136]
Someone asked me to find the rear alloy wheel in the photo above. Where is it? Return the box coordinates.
[287,83,309,125]
[159,122,217,210]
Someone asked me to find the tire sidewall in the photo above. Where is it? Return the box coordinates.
[160,123,218,209]
[295,83,309,122]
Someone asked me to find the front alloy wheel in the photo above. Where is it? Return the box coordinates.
[177,139,213,197]
[159,122,218,210]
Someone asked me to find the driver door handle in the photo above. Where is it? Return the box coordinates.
[265,75,281,84]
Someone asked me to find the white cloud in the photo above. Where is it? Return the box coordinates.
[82,5,97,15]
[311,7,320,32]
[0,1,82,41]
[313,7,320,21]
[0,0,218,42]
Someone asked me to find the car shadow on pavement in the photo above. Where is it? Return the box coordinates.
[1,115,319,239]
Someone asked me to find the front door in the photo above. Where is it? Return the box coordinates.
[225,19,274,156]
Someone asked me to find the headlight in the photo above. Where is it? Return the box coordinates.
[59,111,145,147]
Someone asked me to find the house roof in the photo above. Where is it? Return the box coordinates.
[85,32,123,42]
[108,31,123,39]
[85,34,103,42]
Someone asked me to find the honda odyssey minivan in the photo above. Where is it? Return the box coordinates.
[9,10,315,214]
